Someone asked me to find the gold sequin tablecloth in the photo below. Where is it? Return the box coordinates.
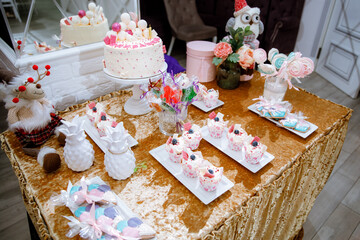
[0,72,352,240]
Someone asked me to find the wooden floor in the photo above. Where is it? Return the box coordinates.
[1,43,360,239]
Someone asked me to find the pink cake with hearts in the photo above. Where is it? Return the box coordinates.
[103,13,165,78]
[181,149,204,178]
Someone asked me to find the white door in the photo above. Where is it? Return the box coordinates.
[316,0,360,98]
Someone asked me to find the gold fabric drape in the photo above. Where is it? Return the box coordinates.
[0,72,352,239]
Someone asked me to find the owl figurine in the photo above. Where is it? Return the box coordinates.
[226,0,264,49]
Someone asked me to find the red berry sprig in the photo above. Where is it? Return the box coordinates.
[16,40,22,50]
[18,86,26,92]
[12,97,19,103]
[32,64,51,83]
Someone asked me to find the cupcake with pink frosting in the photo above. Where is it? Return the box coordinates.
[227,124,248,151]
[182,122,202,150]
[198,164,223,192]
[86,102,104,124]
[195,83,207,101]
[207,111,228,138]
[181,149,204,178]
[244,136,267,165]
[97,117,118,137]
[203,89,219,108]
[165,134,185,163]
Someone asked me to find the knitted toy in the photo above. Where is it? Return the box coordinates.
[0,65,65,173]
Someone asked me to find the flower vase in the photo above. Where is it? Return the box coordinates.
[263,76,288,101]
[240,68,254,81]
[216,61,241,90]
[158,107,188,136]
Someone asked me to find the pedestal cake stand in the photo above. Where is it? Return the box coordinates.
[103,63,167,115]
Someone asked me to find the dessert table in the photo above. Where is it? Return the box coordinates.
[0,72,352,240]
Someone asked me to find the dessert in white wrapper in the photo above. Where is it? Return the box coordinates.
[195,83,207,101]
[60,3,109,47]
[86,102,104,124]
[97,119,117,137]
[207,112,228,138]
[227,124,248,151]
[103,13,165,78]
[181,149,204,178]
[198,165,223,192]
[203,89,219,108]
[182,123,202,150]
[244,136,267,164]
[165,134,185,163]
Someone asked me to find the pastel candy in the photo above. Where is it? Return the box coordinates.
[79,212,91,222]
[85,204,100,212]
[95,207,105,220]
[98,184,111,192]
[122,226,140,238]
[127,217,143,227]
[88,184,100,191]
[70,186,81,195]
[287,52,295,61]
[72,192,85,204]
[89,188,104,198]
[104,207,118,219]
[117,220,128,232]
[272,53,287,69]
[74,206,86,218]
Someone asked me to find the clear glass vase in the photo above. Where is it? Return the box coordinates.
[158,107,188,136]
[263,76,288,101]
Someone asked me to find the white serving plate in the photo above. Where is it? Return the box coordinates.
[201,126,275,173]
[247,103,318,139]
[192,100,224,112]
[149,144,234,205]
[80,117,138,153]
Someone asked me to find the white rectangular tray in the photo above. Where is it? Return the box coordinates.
[192,100,224,112]
[247,103,318,139]
[149,144,234,205]
[201,126,275,173]
[81,116,138,153]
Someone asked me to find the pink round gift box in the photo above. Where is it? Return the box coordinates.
[186,41,216,82]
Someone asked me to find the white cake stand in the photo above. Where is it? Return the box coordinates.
[103,63,167,115]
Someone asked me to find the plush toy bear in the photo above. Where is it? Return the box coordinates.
[0,65,65,173]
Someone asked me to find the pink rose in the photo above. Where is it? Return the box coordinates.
[238,45,255,69]
[214,42,233,59]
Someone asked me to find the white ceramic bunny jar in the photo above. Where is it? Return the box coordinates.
[59,115,94,171]
[101,122,136,180]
